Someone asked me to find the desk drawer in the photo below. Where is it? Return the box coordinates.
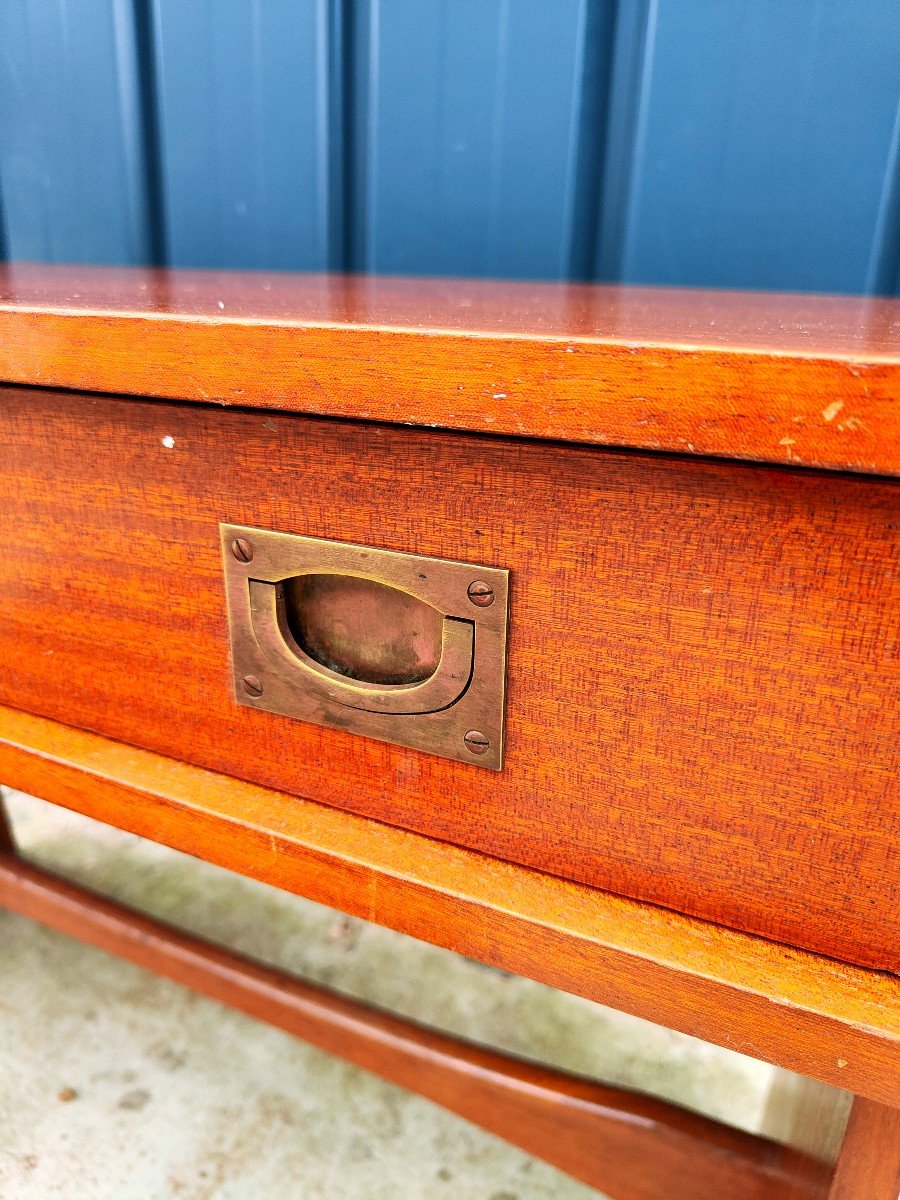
[1,386,897,970]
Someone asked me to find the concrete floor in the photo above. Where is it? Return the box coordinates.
[0,789,805,1198]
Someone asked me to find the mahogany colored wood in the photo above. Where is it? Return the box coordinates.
[3,268,896,1198]
[0,264,898,475]
[0,388,896,970]
[0,853,832,1200]
[827,1097,900,1199]
[0,706,896,1107]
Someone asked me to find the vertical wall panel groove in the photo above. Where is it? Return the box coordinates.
[865,101,900,297]
[0,174,7,261]
[0,0,153,264]
[563,1,617,280]
[323,0,347,270]
[593,0,654,282]
[130,0,166,266]
[340,0,371,272]
[358,0,606,280]
[150,0,337,270]
[608,0,900,294]
[110,0,154,263]
[0,1,897,293]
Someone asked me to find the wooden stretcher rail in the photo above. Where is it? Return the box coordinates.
[0,263,898,475]
[0,704,896,1108]
[0,851,831,1200]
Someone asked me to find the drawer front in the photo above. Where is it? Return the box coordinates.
[1,387,897,970]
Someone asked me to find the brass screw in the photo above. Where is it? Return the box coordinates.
[231,537,254,563]
[242,674,263,697]
[467,580,494,607]
[464,729,490,755]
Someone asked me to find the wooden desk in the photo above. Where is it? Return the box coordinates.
[0,265,897,1198]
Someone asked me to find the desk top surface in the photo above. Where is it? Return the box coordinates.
[1,264,898,474]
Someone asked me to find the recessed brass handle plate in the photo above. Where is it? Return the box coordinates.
[220,524,509,769]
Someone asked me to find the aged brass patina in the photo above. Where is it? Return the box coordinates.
[284,574,444,686]
[220,525,509,769]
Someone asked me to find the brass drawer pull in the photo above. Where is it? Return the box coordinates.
[248,578,475,715]
[221,525,509,768]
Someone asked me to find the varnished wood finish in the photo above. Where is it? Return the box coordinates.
[2,268,898,1197]
[0,264,898,475]
[827,1097,900,1199]
[0,853,831,1200]
[1,388,896,969]
[0,707,896,1106]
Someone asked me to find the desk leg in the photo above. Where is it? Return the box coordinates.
[828,1096,900,1199]
[0,786,15,854]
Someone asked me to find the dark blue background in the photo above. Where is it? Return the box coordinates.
[1,1,897,293]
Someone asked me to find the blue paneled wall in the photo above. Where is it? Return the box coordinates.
[0,0,897,293]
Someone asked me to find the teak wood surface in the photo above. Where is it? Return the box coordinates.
[0,263,898,475]
[0,386,896,970]
[826,1097,900,1199]
[0,705,896,1109]
[0,267,897,1197]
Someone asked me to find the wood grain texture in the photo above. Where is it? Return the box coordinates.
[0,854,832,1200]
[827,1097,900,1199]
[0,264,898,475]
[0,705,897,1106]
[0,388,896,969]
